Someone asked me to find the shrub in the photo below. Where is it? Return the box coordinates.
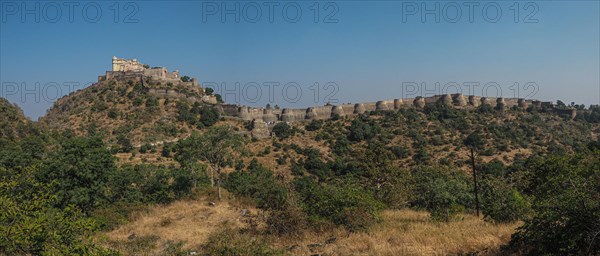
[145,97,159,108]
[225,159,288,211]
[276,155,287,165]
[390,145,410,159]
[0,165,116,255]
[272,122,294,140]
[107,108,118,119]
[116,134,133,153]
[302,148,330,180]
[374,167,412,209]
[295,177,383,231]
[477,104,493,113]
[409,166,473,222]
[107,165,196,205]
[412,146,431,163]
[90,203,148,231]
[215,94,223,103]
[331,136,351,156]
[509,153,600,255]
[199,106,220,127]
[305,119,323,131]
[266,199,308,236]
[291,162,305,176]
[139,143,156,154]
[161,143,175,157]
[348,118,375,141]
[480,176,531,223]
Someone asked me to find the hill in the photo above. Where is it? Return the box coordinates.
[37,73,600,167]
[242,103,600,174]
[4,58,599,255]
[0,98,37,140]
[40,78,220,153]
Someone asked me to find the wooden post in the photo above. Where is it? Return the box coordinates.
[471,147,480,217]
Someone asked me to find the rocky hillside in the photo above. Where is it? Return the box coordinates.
[36,74,600,168]
[237,104,600,178]
[40,78,220,151]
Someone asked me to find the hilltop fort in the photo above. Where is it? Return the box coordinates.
[98,56,199,87]
[96,57,217,104]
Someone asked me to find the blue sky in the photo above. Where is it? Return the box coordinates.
[1,1,599,119]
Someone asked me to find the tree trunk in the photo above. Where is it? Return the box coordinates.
[209,166,214,187]
[193,167,197,189]
[217,166,222,200]
[471,148,480,217]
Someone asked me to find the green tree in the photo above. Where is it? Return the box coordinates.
[39,136,115,212]
[107,108,118,119]
[225,159,287,210]
[464,131,485,150]
[199,106,220,127]
[479,175,531,223]
[272,122,294,140]
[348,118,375,142]
[215,94,224,103]
[175,126,245,200]
[410,166,473,222]
[510,153,600,255]
[0,165,114,255]
[305,120,323,131]
[116,134,133,153]
[295,177,383,231]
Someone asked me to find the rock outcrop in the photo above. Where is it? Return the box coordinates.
[250,119,270,139]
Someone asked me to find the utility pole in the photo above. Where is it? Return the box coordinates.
[471,147,480,217]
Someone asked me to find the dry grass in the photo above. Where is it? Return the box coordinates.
[96,198,519,256]
[96,198,257,255]
[280,209,520,256]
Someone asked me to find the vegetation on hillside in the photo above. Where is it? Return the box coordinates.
[0,98,37,140]
[40,79,220,150]
[2,96,600,255]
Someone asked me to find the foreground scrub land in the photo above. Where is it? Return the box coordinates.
[96,198,519,255]
[2,89,599,255]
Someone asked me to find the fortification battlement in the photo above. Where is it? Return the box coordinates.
[217,94,577,126]
[98,56,198,87]
[147,88,218,105]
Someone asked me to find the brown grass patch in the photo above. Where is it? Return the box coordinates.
[278,209,520,255]
[96,200,519,255]
[96,198,257,255]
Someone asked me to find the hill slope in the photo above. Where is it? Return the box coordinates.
[234,105,600,177]
[38,78,600,167]
[0,98,37,140]
[40,79,219,151]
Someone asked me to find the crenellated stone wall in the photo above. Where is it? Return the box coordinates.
[147,88,217,104]
[219,94,578,127]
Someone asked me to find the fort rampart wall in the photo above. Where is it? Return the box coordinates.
[215,94,577,124]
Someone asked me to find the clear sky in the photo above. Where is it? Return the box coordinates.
[1,1,599,119]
